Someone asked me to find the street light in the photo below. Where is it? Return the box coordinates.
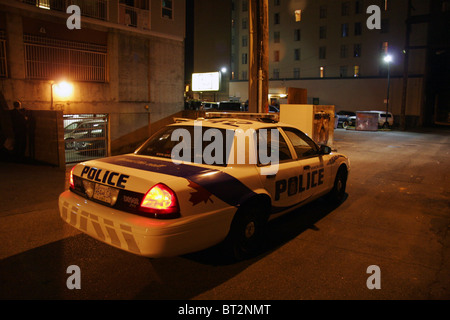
[383,54,392,128]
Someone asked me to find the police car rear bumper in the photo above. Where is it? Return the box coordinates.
[58,191,235,257]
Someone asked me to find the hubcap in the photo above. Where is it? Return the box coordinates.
[244,221,255,239]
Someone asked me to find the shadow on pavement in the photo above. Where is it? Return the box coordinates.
[0,193,346,300]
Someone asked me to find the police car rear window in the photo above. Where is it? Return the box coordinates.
[136,126,235,166]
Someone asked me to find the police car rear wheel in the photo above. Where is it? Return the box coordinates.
[224,201,267,261]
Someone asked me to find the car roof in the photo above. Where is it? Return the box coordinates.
[170,117,293,131]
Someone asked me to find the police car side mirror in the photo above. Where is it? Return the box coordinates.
[319,145,332,155]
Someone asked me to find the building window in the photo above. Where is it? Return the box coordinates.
[354,65,360,77]
[0,31,7,78]
[273,68,279,79]
[274,0,280,6]
[355,0,362,14]
[162,0,173,19]
[319,66,324,78]
[341,23,349,37]
[381,19,389,33]
[320,26,327,39]
[274,31,280,43]
[320,5,327,18]
[381,41,389,54]
[274,50,280,62]
[242,36,248,47]
[341,2,350,16]
[340,66,348,78]
[242,53,248,64]
[354,22,362,36]
[383,0,388,11]
[354,44,362,57]
[294,48,300,61]
[274,13,280,24]
[242,18,248,29]
[295,10,302,22]
[340,44,348,58]
[242,0,248,12]
[24,34,107,82]
[242,70,247,80]
[294,29,301,41]
[319,46,326,59]
[293,67,300,79]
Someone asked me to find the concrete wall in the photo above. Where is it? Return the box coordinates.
[0,7,185,157]
[229,76,424,126]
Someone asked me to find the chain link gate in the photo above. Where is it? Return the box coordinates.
[63,114,108,163]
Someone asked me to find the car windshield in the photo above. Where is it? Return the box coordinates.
[136,125,235,166]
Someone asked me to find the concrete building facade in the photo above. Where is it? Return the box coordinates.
[229,0,435,127]
[0,0,186,156]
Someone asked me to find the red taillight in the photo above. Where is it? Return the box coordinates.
[69,166,75,189]
[140,183,180,218]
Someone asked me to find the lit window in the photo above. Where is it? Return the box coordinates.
[320,66,324,78]
[354,65,360,77]
[295,10,302,22]
[381,41,389,54]
[37,0,50,10]
[274,50,280,62]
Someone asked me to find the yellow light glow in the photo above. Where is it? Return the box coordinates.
[53,81,73,99]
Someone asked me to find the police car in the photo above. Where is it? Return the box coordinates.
[59,117,350,260]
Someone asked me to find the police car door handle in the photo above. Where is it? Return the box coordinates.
[304,165,311,170]
[266,174,276,179]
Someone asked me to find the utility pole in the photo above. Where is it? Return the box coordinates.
[400,0,412,130]
[248,0,269,113]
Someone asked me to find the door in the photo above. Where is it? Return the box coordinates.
[281,127,331,202]
[256,127,302,214]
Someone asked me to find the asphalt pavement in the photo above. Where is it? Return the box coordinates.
[0,126,449,301]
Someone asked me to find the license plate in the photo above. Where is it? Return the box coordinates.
[93,184,119,205]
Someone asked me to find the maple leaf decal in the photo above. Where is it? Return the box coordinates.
[187,181,213,206]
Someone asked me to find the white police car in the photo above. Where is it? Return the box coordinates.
[59,118,350,260]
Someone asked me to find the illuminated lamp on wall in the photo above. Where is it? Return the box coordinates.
[51,80,74,110]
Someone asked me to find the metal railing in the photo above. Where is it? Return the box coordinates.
[24,34,107,82]
[18,0,108,21]
[118,4,150,30]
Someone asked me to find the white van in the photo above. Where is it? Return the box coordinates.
[371,111,394,128]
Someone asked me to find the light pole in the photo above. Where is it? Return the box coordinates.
[383,54,392,128]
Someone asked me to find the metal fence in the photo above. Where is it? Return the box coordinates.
[0,31,7,78]
[63,114,108,163]
[18,0,108,21]
[24,34,107,82]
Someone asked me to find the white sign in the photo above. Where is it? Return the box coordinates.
[192,72,220,92]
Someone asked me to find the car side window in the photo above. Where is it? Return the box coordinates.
[282,127,318,159]
[257,128,293,164]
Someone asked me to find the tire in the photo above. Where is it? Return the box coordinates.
[329,166,347,204]
[223,201,268,261]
